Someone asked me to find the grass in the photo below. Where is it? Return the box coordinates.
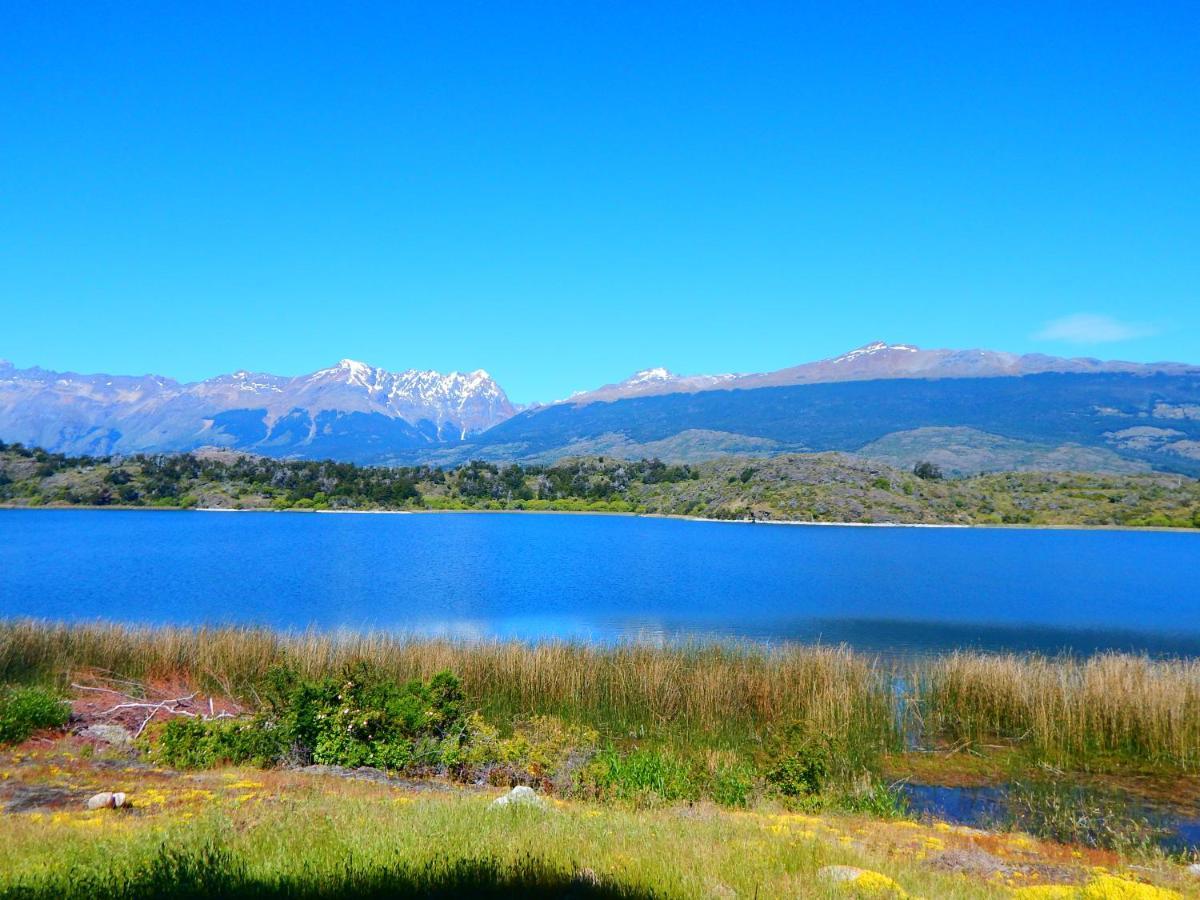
[1,765,1191,898]
[0,774,1073,899]
[0,684,68,745]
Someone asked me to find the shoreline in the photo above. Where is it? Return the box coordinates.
[1,501,1197,533]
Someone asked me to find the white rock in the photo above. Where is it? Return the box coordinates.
[86,792,114,810]
[817,865,866,884]
[489,785,545,809]
[1187,862,1200,877]
[85,791,128,810]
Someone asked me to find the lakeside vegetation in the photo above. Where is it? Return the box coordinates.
[7,622,1200,785]
[2,442,1199,527]
[4,622,1200,896]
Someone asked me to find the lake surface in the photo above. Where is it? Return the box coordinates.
[1,509,1198,655]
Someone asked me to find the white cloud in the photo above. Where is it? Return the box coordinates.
[1033,314,1158,345]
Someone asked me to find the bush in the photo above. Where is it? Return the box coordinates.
[711,761,756,808]
[766,741,829,798]
[913,461,943,481]
[158,717,286,768]
[464,715,600,791]
[0,685,69,745]
[156,665,469,773]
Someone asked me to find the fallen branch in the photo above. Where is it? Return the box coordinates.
[71,682,241,738]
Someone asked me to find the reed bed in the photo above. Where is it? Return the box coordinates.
[0,620,896,752]
[6,620,1200,771]
[920,651,1200,769]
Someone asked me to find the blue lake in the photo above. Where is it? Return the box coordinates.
[1,509,1198,655]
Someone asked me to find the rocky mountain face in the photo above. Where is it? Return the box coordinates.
[0,359,515,460]
[562,342,1199,404]
[3,343,1199,473]
[455,372,1200,475]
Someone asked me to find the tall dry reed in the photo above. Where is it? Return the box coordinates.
[921,651,1200,768]
[0,620,896,753]
[7,621,1199,769]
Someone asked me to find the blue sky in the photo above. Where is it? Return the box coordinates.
[2,3,1197,403]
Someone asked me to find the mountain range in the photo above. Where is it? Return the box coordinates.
[3,343,1199,475]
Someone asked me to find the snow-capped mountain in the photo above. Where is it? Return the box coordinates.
[559,342,1199,405]
[4,343,1198,466]
[283,360,512,438]
[0,358,515,459]
[561,368,738,404]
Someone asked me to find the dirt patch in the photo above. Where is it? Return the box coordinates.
[929,847,1080,884]
[68,674,246,739]
[295,765,483,794]
[1,782,86,813]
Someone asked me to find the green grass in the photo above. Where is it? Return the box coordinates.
[4,621,1200,896]
[0,786,1017,899]
[0,684,68,745]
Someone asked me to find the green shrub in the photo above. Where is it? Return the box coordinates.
[461,714,600,791]
[158,716,286,768]
[0,685,69,745]
[495,715,599,776]
[156,664,468,773]
[766,738,829,797]
[710,761,756,808]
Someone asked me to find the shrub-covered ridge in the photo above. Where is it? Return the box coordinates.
[2,442,1199,526]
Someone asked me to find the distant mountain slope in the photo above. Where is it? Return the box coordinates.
[561,342,1199,404]
[4,344,1199,472]
[0,359,514,460]
[444,373,1200,475]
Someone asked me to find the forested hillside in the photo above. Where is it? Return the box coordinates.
[3,442,1198,528]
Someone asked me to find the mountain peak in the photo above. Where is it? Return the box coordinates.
[832,342,920,364]
[626,367,675,385]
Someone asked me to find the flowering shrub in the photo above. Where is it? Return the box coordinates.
[157,664,468,772]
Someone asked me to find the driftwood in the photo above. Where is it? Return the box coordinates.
[71,682,241,738]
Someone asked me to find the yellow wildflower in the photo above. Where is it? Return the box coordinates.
[1080,875,1181,900]
[842,870,909,897]
[1015,876,1184,900]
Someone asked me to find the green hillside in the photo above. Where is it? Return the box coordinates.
[3,441,1199,528]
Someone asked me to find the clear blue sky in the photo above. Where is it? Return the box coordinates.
[2,3,1197,403]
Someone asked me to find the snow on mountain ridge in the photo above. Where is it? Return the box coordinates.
[627,367,674,385]
[832,342,919,364]
[303,359,507,411]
